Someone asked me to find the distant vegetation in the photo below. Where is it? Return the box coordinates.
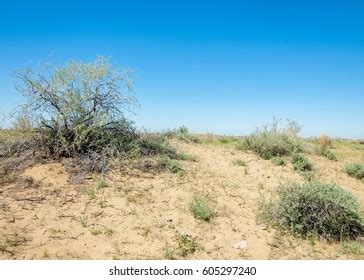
[242,119,302,160]
[315,135,337,161]
[165,126,201,143]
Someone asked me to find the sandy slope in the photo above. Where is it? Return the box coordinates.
[1,141,363,259]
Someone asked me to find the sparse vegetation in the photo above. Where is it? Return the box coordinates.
[96,178,109,189]
[315,135,337,161]
[189,196,213,221]
[345,163,364,179]
[138,134,177,158]
[271,156,286,166]
[243,119,302,160]
[156,156,183,173]
[260,181,364,240]
[166,126,201,143]
[320,148,337,161]
[104,227,114,237]
[342,241,364,257]
[86,188,97,200]
[176,233,197,257]
[291,153,313,172]
[79,214,89,228]
[176,152,197,162]
[164,247,175,260]
[90,228,102,236]
[233,159,247,167]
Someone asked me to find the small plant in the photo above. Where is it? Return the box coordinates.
[189,196,214,221]
[271,156,286,166]
[176,233,197,257]
[86,188,97,200]
[176,152,197,162]
[164,247,175,260]
[79,214,89,228]
[98,197,108,208]
[233,159,247,167]
[96,178,108,189]
[345,163,364,179]
[156,156,183,173]
[141,227,151,238]
[342,241,363,257]
[301,171,315,181]
[260,181,364,240]
[291,153,313,172]
[90,228,102,236]
[321,149,337,161]
[104,227,114,237]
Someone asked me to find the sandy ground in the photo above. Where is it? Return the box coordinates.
[1,140,363,259]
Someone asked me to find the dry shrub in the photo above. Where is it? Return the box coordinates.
[0,134,45,185]
[243,119,302,160]
[317,135,332,149]
[10,57,140,180]
[316,135,337,161]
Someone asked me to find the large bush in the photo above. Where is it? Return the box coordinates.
[14,57,138,173]
[261,181,364,240]
[243,119,302,160]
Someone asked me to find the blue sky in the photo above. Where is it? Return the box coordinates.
[1,0,363,138]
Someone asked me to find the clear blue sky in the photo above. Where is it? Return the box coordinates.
[1,0,363,138]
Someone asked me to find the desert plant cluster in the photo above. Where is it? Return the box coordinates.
[260,181,363,240]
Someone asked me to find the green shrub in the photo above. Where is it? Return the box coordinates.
[96,178,108,189]
[176,233,197,257]
[174,126,201,143]
[345,163,364,179]
[261,181,364,240]
[244,119,302,160]
[189,197,213,221]
[176,152,197,162]
[271,156,286,166]
[235,140,249,151]
[139,135,177,158]
[291,153,313,171]
[219,138,229,144]
[233,159,247,167]
[156,156,182,173]
[322,149,337,161]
